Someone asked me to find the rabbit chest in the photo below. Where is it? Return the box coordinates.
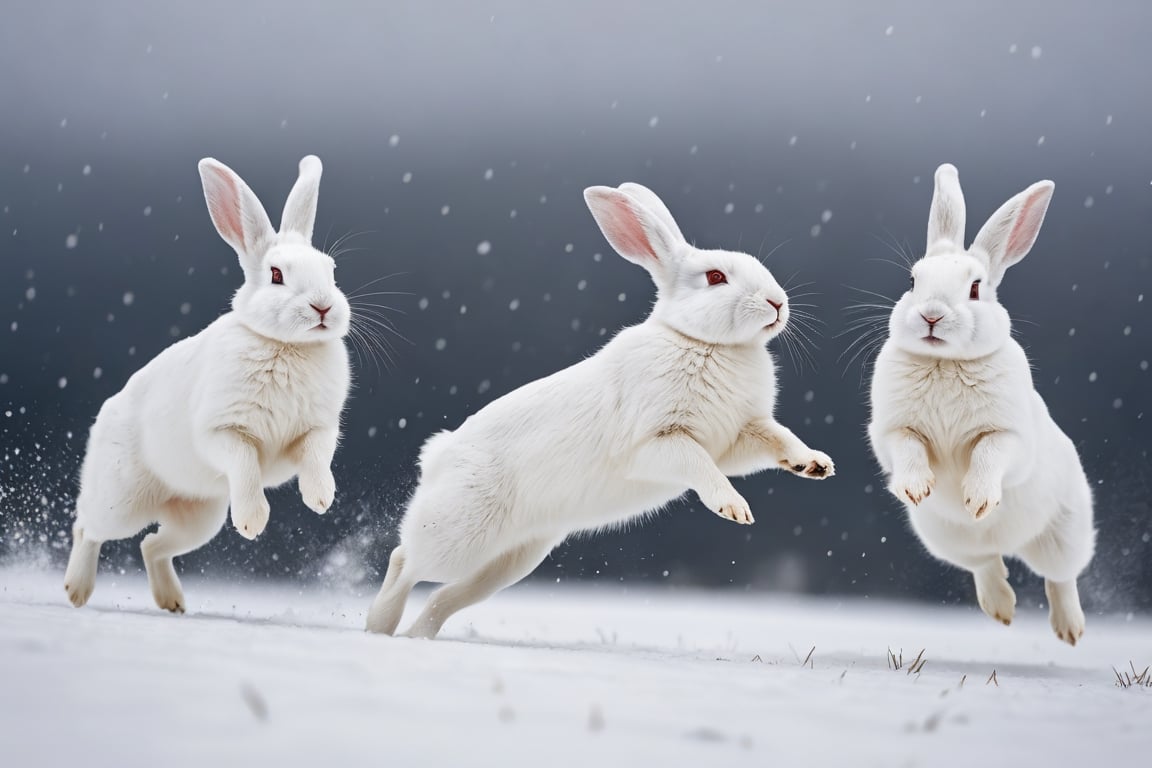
[215,338,348,452]
[885,356,1012,473]
[648,340,774,456]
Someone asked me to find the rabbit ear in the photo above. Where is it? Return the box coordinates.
[583,186,683,279]
[926,163,966,252]
[198,158,276,269]
[280,155,323,242]
[971,179,1055,286]
[616,182,686,242]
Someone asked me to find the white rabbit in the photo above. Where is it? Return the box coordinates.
[366,182,835,639]
[63,155,352,613]
[868,163,1095,645]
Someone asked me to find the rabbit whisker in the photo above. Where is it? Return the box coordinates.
[787,308,827,328]
[349,300,408,315]
[837,318,889,382]
[845,285,899,305]
[352,313,405,336]
[346,324,389,378]
[349,271,409,296]
[331,245,371,263]
[352,311,412,346]
[351,317,400,369]
[757,239,791,267]
[871,230,917,269]
[782,278,815,294]
[867,256,916,273]
[777,320,820,374]
[325,229,377,262]
[349,290,414,301]
[787,321,825,352]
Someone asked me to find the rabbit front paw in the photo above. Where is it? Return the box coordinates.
[780,450,835,479]
[231,495,271,540]
[962,472,1002,520]
[704,489,755,525]
[299,468,336,515]
[890,469,935,506]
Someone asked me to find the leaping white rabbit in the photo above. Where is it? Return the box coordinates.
[366,182,835,639]
[63,155,352,613]
[868,163,1095,645]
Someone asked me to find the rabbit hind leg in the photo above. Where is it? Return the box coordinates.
[1017,502,1094,646]
[64,522,103,608]
[140,497,229,614]
[403,537,554,640]
[366,545,417,635]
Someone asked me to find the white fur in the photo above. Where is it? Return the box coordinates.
[868,163,1095,645]
[64,156,352,613]
[367,183,835,639]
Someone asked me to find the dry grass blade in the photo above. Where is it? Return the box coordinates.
[1113,661,1152,689]
[907,649,927,676]
[887,647,903,671]
[986,670,999,687]
[802,646,815,669]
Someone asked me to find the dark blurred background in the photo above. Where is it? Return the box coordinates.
[1,0,1149,611]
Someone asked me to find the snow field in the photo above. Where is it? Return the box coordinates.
[0,567,1149,767]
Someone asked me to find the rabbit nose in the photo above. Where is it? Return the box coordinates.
[310,304,331,318]
[767,298,783,311]
[921,313,943,325]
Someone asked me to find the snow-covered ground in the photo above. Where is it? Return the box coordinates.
[1,566,1148,767]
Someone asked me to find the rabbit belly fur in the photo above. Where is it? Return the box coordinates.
[870,343,1094,576]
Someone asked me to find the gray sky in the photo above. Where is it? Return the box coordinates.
[1,0,1149,608]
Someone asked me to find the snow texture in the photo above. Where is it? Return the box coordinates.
[1,567,1149,767]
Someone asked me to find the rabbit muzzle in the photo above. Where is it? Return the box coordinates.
[910,300,951,345]
[310,303,332,329]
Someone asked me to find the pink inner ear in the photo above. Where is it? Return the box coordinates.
[601,197,659,263]
[205,166,244,246]
[1005,187,1048,259]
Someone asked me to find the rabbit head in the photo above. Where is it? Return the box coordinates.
[584,183,789,346]
[198,155,351,344]
[888,163,1054,360]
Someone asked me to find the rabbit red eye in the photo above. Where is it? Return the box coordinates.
[969,280,980,300]
[271,267,284,285]
[706,270,727,286]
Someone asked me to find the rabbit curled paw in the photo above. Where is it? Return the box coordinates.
[890,467,935,506]
[231,494,271,540]
[781,449,836,479]
[962,470,1002,520]
[702,486,755,525]
[299,467,336,515]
